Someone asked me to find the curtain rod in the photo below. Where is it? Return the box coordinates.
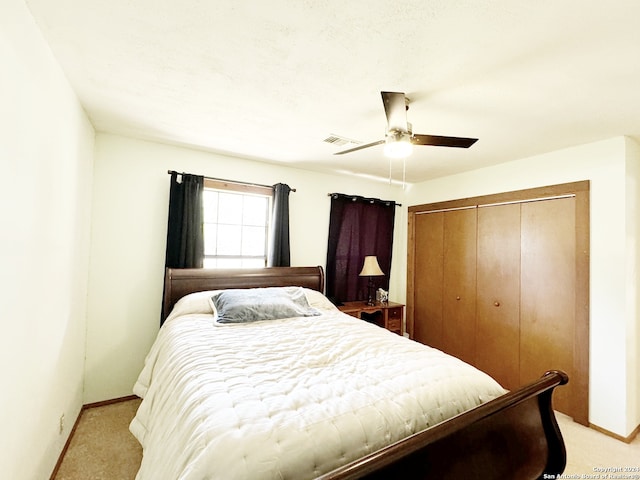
[168,170,296,192]
[327,192,402,207]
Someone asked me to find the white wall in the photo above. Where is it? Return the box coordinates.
[85,133,405,403]
[403,136,639,438]
[625,137,640,436]
[0,1,95,479]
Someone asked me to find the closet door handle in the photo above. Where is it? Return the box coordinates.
[456,296,461,301]
[494,301,501,307]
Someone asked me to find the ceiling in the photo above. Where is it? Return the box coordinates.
[25,0,640,184]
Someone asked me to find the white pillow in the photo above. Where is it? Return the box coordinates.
[303,288,340,311]
[165,290,221,323]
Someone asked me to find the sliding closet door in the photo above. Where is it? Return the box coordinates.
[412,207,477,363]
[520,197,576,417]
[442,208,477,365]
[413,212,445,349]
[476,203,521,391]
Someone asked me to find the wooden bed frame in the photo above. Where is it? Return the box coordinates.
[163,266,568,480]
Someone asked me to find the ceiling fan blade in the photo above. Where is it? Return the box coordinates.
[334,139,385,155]
[412,134,478,148]
[381,91,408,133]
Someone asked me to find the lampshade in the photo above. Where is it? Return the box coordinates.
[359,256,384,277]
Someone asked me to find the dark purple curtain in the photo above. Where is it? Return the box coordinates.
[325,194,396,304]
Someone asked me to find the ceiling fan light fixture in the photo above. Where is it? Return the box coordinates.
[384,134,413,159]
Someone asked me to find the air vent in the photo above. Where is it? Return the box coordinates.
[323,134,362,147]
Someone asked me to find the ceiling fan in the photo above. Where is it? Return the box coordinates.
[334,91,478,158]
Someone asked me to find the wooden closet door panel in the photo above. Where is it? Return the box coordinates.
[520,197,575,416]
[413,212,444,349]
[443,208,477,364]
[476,204,521,390]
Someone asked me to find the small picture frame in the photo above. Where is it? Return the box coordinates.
[376,288,389,303]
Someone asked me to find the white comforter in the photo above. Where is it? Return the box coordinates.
[130,289,505,480]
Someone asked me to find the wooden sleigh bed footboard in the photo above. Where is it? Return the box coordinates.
[319,370,569,480]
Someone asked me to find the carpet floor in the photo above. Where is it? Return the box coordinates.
[53,399,142,480]
[53,398,639,479]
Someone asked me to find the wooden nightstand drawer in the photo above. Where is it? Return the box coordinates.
[387,307,402,320]
[387,318,401,333]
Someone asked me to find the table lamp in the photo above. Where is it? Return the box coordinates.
[359,255,385,306]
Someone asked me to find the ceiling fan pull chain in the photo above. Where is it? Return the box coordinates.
[402,156,406,190]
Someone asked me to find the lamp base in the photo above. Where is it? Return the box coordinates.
[366,279,376,306]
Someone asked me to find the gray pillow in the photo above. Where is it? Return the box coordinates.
[211,287,321,324]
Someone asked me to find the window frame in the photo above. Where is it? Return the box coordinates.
[202,178,273,269]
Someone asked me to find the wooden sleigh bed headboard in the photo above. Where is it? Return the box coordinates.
[160,265,568,479]
[163,265,325,321]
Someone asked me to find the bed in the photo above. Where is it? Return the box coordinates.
[130,266,568,479]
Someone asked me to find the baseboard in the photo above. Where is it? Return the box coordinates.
[48,395,140,480]
[589,421,640,444]
[83,394,139,410]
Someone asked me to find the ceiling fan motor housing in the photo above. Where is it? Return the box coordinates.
[387,117,413,142]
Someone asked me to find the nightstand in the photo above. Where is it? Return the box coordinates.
[338,301,404,335]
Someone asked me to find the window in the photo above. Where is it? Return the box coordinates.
[202,180,271,268]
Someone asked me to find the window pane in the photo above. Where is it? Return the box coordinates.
[217,224,242,255]
[203,224,217,255]
[242,257,266,268]
[243,196,268,226]
[217,257,244,268]
[218,193,242,225]
[203,190,218,223]
[203,257,217,268]
[242,226,267,255]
